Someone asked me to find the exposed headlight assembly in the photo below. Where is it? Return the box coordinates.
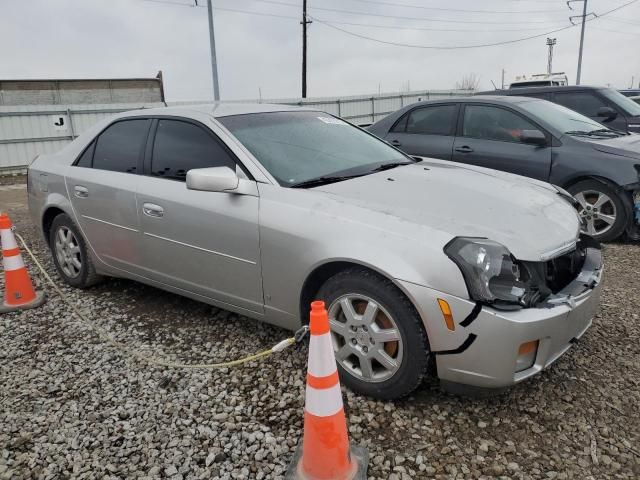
[445,237,533,308]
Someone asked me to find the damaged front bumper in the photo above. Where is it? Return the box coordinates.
[399,245,603,390]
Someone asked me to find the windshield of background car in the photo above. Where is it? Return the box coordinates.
[219,112,407,186]
[600,88,640,116]
[520,99,606,133]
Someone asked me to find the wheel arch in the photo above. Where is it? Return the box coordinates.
[562,174,634,218]
[298,260,423,327]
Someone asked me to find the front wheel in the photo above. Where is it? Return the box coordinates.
[567,179,628,242]
[317,268,430,400]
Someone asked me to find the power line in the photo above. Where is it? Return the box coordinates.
[338,0,568,14]
[307,0,640,50]
[310,16,578,49]
[247,0,570,25]
[322,19,570,33]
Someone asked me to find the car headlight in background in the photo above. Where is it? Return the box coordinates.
[445,237,530,307]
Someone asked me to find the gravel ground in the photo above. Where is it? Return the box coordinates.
[1,182,639,480]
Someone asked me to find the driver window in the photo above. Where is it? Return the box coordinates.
[462,105,538,143]
[151,119,237,181]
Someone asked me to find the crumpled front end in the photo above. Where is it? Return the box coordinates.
[398,238,603,390]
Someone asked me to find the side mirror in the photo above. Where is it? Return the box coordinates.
[186,166,239,192]
[520,130,548,146]
[597,107,618,121]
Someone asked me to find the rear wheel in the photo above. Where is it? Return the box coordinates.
[317,267,430,400]
[49,214,102,288]
[567,179,627,242]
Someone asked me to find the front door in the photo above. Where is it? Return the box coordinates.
[135,118,263,314]
[553,91,628,132]
[66,118,151,273]
[451,104,552,182]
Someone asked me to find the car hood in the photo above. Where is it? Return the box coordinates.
[312,161,580,261]
[578,132,640,160]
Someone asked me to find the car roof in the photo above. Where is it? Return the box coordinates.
[407,95,538,106]
[478,85,607,95]
[119,102,320,119]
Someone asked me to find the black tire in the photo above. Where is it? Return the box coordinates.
[316,267,430,400]
[566,179,628,242]
[49,213,102,288]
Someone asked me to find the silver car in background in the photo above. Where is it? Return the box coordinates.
[28,104,602,400]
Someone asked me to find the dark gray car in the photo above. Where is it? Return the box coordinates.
[478,86,640,134]
[368,96,640,241]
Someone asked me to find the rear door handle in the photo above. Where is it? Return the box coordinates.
[74,186,89,198]
[143,203,164,218]
[455,146,474,153]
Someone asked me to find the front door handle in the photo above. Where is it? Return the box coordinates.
[143,203,164,218]
[389,139,402,147]
[74,186,89,198]
[455,145,474,153]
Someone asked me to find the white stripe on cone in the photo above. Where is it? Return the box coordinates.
[0,229,18,250]
[3,254,25,272]
[308,332,338,378]
[305,382,344,418]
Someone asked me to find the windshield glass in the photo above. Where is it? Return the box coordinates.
[219,112,408,187]
[520,99,607,133]
[600,88,640,116]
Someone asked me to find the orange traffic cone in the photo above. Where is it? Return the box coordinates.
[0,213,46,313]
[286,301,368,480]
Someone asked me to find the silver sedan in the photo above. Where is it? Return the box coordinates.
[28,104,602,400]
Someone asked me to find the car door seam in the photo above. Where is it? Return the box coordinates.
[142,231,257,265]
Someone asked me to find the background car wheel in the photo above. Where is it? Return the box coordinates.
[49,213,102,288]
[317,267,430,400]
[567,179,627,242]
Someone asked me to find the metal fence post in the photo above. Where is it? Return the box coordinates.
[66,108,76,139]
[371,96,375,123]
[337,99,342,118]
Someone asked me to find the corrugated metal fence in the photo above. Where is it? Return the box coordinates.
[0,89,471,174]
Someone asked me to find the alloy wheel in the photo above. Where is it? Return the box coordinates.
[328,294,403,383]
[574,190,617,237]
[54,226,82,278]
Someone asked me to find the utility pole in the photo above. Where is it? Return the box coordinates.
[206,0,220,101]
[501,69,505,89]
[301,0,312,98]
[546,38,557,75]
[568,0,592,86]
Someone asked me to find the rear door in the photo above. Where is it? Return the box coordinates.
[135,118,263,314]
[451,104,552,181]
[66,118,151,273]
[552,90,628,131]
[383,104,458,160]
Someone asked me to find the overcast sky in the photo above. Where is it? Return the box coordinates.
[1,0,639,101]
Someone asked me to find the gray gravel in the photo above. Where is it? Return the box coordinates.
[1,184,639,479]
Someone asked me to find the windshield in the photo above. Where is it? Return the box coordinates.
[600,88,640,117]
[519,99,607,133]
[219,111,409,187]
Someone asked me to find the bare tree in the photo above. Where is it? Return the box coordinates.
[455,73,481,91]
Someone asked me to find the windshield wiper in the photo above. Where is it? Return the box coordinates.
[290,174,366,189]
[368,161,416,173]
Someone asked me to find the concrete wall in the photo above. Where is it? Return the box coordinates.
[0,78,164,106]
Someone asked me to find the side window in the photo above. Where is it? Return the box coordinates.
[75,141,95,168]
[553,92,608,117]
[462,105,539,143]
[151,119,236,181]
[405,105,457,135]
[92,119,150,174]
